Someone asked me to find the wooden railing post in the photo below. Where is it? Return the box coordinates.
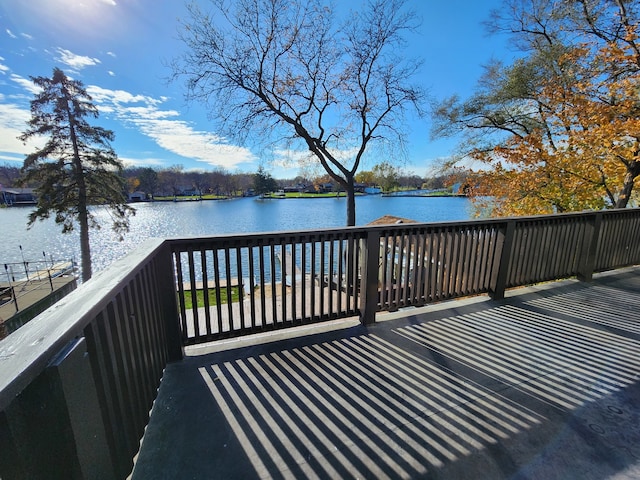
[158,242,183,362]
[490,220,516,300]
[577,211,603,282]
[360,230,380,325]
[0,337,116,479]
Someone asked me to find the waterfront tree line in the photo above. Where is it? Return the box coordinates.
[1,162,449,200]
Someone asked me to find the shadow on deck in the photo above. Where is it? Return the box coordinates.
[133,267,640,479]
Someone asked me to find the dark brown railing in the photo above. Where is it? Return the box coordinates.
[0,239,182,480]
[169,209,640,344]
[1,208,640,478]
[169,230,365,344]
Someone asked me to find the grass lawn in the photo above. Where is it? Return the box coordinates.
[153,194,229,201]
[182,286,242,309]
[262,192,358,198]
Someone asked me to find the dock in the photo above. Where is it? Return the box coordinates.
[0,261,77,338]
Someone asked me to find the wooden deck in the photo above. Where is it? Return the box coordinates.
[132,266,640,479]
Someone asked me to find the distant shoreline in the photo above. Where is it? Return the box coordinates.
[130,191,467,203]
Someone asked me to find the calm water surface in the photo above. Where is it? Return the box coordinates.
[0,196,471,275]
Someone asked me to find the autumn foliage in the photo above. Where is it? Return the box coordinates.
[436,1,640,217]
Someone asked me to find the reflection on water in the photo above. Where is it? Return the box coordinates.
[0,196,471,277]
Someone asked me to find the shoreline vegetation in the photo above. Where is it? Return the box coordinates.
[147,190,466,202]
[1,189,467,208]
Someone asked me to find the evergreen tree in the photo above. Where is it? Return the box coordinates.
[19,68,134,281]
[253,166,278,195]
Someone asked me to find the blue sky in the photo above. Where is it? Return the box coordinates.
[0,0,511,179]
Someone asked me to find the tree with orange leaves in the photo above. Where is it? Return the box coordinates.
[433,0,640,217]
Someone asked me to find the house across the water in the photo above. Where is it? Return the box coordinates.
[0,187,37,206]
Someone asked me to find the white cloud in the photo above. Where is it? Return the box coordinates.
[0,70,255,170]
[106,52,116,58]
[10,74,41,95]
[56,48,101,71]
[87,85,156,105]
[6,29,16,39]
[108,71,115,77]
[119,156,166,168]
[98,0,117,5]
[87,85,256,169]
[0,154,24,163]
[21,33,33,40]
[0,103,43,156]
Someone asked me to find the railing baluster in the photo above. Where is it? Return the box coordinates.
[347,234,358,312]
[201,250,212,338]
[174,251,187,342]
[409,231,421,304]
[578,212,602,280]
[301,240,307,321]
[467,227,480,295]
[328,238,335,315]
[224,245,234,333]
[259,244,267,328]
[380,233,389,308]
[270,242,278,326]
[248,245,257,329]
[337,238,343,314]
[404,232,413,304]
[291,242,299,324]
[479,226,491,292]
[186,249,199,340]
[213,248,223,335]
[280,242,287,324]
[311,240,317,320]
[236,246,246,330]
[319,240,326,318]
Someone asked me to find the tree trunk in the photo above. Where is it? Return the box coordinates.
[78,201,92,282]
[75,152,91,281]
[614,163,639,209]
[64,91,92,281]
[345,176,356,226]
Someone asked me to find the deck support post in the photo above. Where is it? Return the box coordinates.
[158,242,183,362]
[577,211,603,282]
[0,337,116,479]
[360,230,380,325]
[490,220,516,300]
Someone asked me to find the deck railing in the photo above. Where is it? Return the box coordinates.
[169,229,365,344]
[169,209,640,344]
[0,239,182,479]
[1,208,640,478]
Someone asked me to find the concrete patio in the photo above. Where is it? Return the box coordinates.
[132,266,640,479]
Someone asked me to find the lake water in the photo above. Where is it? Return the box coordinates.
[0,195,472,276]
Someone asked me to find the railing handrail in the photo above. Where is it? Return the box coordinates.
[0,238,166,411]
[164,208,614,247]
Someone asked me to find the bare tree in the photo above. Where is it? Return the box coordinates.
[173,0,423,225]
